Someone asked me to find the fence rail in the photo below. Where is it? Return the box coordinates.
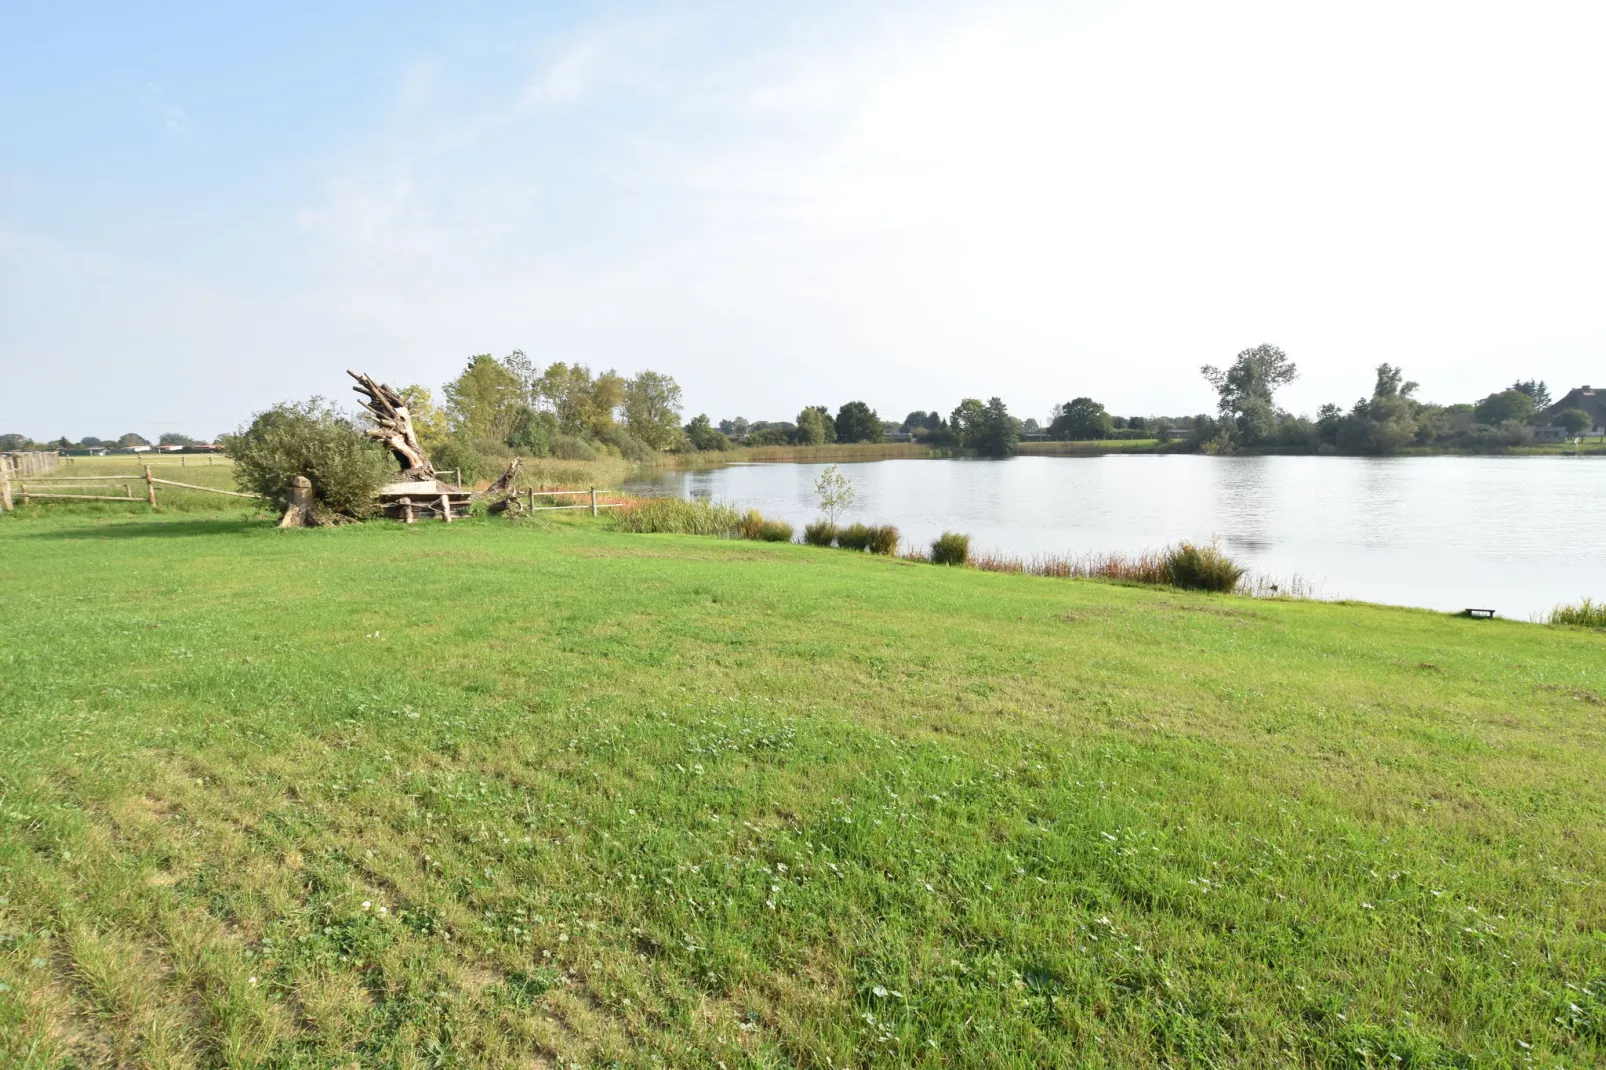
[518,487,622,516]
[2,464,267,512]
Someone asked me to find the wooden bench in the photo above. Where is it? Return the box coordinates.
[1463,608,1496,619]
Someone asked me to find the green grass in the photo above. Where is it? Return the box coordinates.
[1,512,1603,1068]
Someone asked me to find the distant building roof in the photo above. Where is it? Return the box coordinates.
[1541,386,1606,426]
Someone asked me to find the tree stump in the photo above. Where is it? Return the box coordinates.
[278,475,318,528]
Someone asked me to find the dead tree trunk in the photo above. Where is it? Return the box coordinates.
[278,475,320,528]
[348,370,436,480]
[475,457,522,500]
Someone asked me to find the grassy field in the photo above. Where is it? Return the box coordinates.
[0,511,1602,1068]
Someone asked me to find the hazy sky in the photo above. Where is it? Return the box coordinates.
[4,0,1604,439]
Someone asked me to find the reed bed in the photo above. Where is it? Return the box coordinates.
[1547,597,1606,628]
[942,542,1316,599]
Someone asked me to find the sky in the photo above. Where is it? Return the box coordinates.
[3,0,1604,440]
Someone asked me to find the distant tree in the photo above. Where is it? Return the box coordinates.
[1511,380,1552,409]
[834,401,883,443]
[746,424,793,446]
[118,433,150,447]
[622,371,683,451]
[1373,363,1419,399]
[1111,416,1128,429]
[901,411,927,432]
[397,385,450,453]
[948,399,986,447]
[683,414,731,451]
[1049,397,1113,441]
[1473,389,1536,426]
[80,436,106,448]
[971,397,1020,457]
[444,355,524,442]
[0,433,25,450]
[158,432,196,447]
[589,371,626,436]
[1335,364,1422,454]
[1022,417,1041,434]
[502,349,538,404]
[1129,416,1147,431]
[1201,344,1298,446]
[1316,403,1343,445]
[795,406,835,445]
[814,463,855,524]
[506,407,555,454]
[718,417,751,439]
[1556,408,1593,436]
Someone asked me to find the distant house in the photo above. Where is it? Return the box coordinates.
[1536,385,1606,442]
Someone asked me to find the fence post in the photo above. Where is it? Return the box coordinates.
[439,493,453,523]
[0,457,11,512]
[144,465,157,508]
[590,486,597,517]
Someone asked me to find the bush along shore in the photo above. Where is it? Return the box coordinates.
[611,499,1296,599]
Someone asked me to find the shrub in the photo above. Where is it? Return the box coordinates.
[758,519,794,542]
[612,498,740,536]
[931,531,970,566]
[230,398,392,519]
[803,520,838,547]
[550,435,598,461]
[1549,598,1606,628]
[597,425,656,463]
[737,509,767,540]
[837,523,872,551]
[432,436,502,484]
[1164,541,1245,592]
[866,525,899,555]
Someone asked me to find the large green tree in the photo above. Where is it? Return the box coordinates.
[443,355,523,442]
[834,401,883,443]
[1555,408,1593,436]
[795,406,836,446]
[1201,344,1298,446]
[1049,397,1112,440]
[622,371,683,451]
[1473,389,1536,426]
[974,397,1021,457]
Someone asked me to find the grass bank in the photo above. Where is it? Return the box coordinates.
[0,512,1602,1067]
[1016,439,1166,456]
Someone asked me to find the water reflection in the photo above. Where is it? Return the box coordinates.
[625,455,1606,617]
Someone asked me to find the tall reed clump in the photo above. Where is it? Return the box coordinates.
[612,498,740,536]
[1548,598,1606,628]
[930,531,970,566]
[803,521,838,547]
[737,509,767,541]
[758,518,794,542]
[836,523,872,551]
[1164,540,1245,592]
[866,525,899,556]
[955,542,1247,592]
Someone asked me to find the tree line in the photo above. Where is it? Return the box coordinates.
[5,344,1590,462]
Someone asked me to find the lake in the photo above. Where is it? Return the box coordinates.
[627,454,1606,619]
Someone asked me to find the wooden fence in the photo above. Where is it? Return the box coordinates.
[519,487,622,515]
[2,451,61,478]
[0,464,266,512]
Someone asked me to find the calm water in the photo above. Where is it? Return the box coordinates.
[627,455,1606,618]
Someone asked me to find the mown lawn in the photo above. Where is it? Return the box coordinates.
[0,513,1602,1068]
